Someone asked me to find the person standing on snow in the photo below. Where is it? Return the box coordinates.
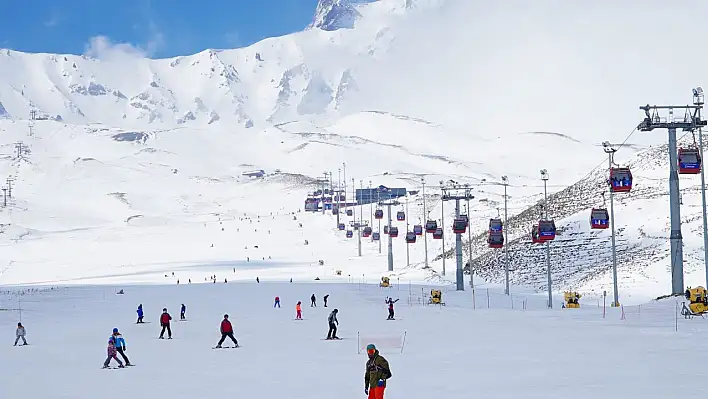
[364,344,392,399]
[111,328,131,366]
[14,322,27,346]
[159,308,172,339]
[136,304,144,323]
[311,294,317,307]
[274,296,281,308]
[295,301,302,320]
[103,337,124,369]
[326,309,339,339]
[324,294,329,307]
[386,298,399,320]
[180,304,186,320]
[215,314,239,348]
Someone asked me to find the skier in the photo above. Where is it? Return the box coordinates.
[180,304,186,320]
[159,308,172,339]
[324,294,329,307]
[215,314,239,348]
[111,328,131,366]
[103,337,124,369]
[274,296,281,308]
[136,304,144,323]
[296,301,302,320]
[386,298,399,320]
[364,344,392,399]
[311,294,317,307]
[256,277,260,283]
[326,308,339,339]
[14,322,27,346]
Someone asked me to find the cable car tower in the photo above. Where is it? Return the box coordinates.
[440,182,474,291]
[637,99,707,294]
[378,198,401,272]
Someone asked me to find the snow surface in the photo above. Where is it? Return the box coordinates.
[1,282,705,398]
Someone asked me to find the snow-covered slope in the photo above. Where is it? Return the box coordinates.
[2,0,708,300]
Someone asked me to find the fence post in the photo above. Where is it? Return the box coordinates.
[510,294,514,310]
[400,331,407,354]
[357,332,360,354]
[486,289,490,308]
[675,301,678,332]
[620,305,625,320]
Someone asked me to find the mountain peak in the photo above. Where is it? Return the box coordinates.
[310,0,362,31]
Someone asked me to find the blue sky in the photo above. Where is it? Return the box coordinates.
[0,0,321,58]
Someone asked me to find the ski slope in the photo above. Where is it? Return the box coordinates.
[1,281,705,398]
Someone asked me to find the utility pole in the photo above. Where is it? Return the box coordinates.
[377,188,382,254]
[15,142,24,159]
[440,183,474,291]
[694,87,708,289]
[2,188,7,207]
[336,168,341,227]
[502,176,510,295]
[465,188,474,289]
[6,177,13,198]
[321,172,327,215]
[541,169,552,308]
[422,177,429,268]
[342,162,347,216]
[352,219,367,257]
[440,185,446,277]
[379,198,400,272]
[352,178,356,230]
[602,142,621,307]
[638,100,707,294]
[369,180,373,242]
[405,193,410,269]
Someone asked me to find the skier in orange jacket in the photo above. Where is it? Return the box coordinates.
[295,301,302,319]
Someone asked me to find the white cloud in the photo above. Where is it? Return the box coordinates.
[84,30,164,61]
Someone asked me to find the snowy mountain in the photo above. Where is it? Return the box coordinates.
[1,0,708,302]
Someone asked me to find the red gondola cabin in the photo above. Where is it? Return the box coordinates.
[413,225,423,235]
[537,220,556,241]
[433,227,443,239]
[425,220,438,233]
[452,218,467,234]
[590,208,609,229]
[396,211,406,221]
[389,227,399,238]
[405,232,416,243]
[488,232,504,248]
[678,147,701,174]
[609,167,633,193]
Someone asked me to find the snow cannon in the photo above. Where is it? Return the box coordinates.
[429,290,444,306]
[563,291,581,308]
[685,286,708,314]
[380,277,390,288]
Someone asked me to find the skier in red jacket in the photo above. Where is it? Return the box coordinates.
[159,308,172,339]
[215,314,239,348]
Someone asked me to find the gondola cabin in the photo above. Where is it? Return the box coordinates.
[338,223,346,231]
[346,209,353,217]
[460,214,469,227]
[362,226,373,237]
[433,227,443,239]
[488,231,504,248]
[375,209,384,220]
[389,227,399,238]
[590,208,610,229]
[452,218,467,234]
[396,211,406,221]
[413,224,423,235]
[405,232,416,243]
[332,207,339,215]
[609,167,633,193]
[346,230,353,238]
[425,220,438,233]
[531,225,542,244]
[537,220,556,241]
[489,218,503,233]
[678,147,702,174]
[384,225,390,235]
[372,232,381,241]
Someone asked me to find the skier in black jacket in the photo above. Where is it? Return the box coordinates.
[326,309,339,339]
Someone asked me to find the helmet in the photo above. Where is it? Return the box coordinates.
[112,328,119,333]
[366,344,376,351]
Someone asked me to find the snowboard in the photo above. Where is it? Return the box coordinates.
[102,366,126,369]
[322,337,345,340]
[212,345,240,349]
[136,322,151,324]
[293,318,307,321]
